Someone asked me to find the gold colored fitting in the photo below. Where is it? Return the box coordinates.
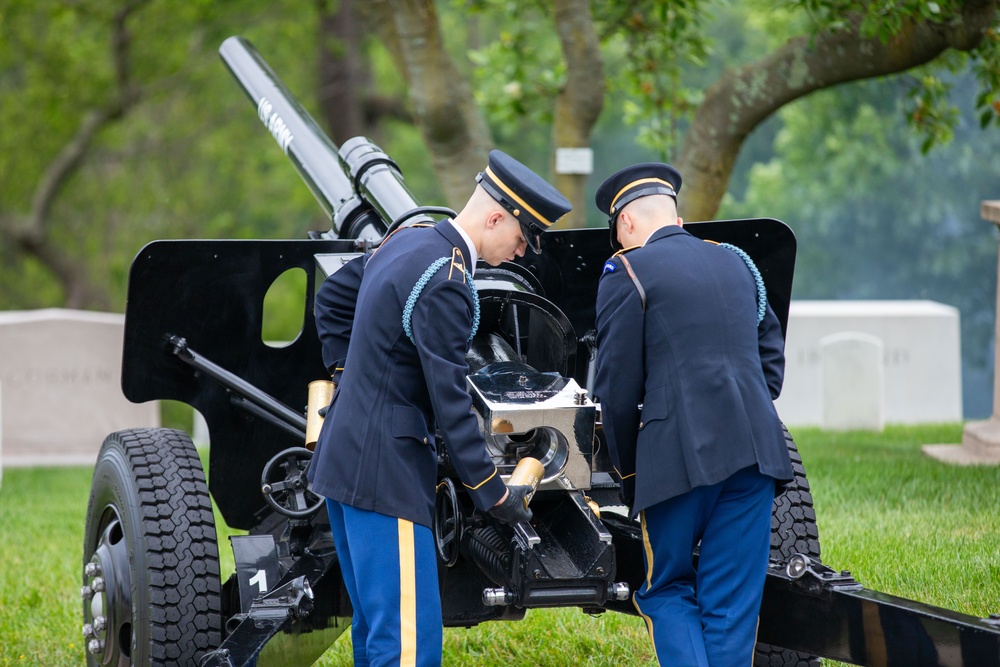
[491,418,514,434]
[304,380,335,451]
[508,457,544,508]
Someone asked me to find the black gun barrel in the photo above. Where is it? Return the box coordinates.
[220,35,366,235]
[338,137,457,238]
[220,36,455,241]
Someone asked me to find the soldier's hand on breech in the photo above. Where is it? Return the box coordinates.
[489,485,533,525]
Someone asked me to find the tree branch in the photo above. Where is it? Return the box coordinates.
[13,0,151,308]
[361,0,492,208]
[677,0,998,221]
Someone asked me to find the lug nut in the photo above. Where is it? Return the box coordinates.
[88,639,104,655]
[92,577,105,592]
[80,585,94,600]
[84,562,101,577]
[82,623,94,638]
[93,615,107,632]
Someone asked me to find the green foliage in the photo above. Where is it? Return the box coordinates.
[461,1,566,126]
[597,0,712,161]
[0,2,327,313]
[789,0,958,39]
[971,20,1000,129]
[782,0,1000,151]
[907,72,960,152]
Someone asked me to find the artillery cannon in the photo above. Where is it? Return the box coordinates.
[80,36,1000,667]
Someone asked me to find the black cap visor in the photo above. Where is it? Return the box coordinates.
[608,215,622,252]
[519,222,542,254]
[478,173,545,254]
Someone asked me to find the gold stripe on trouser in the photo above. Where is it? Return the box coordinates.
[640,511,654,588]
[746,617,761,666]
[398,519,417,667]
[634,511,659,664]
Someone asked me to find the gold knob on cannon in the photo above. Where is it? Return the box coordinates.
[304,380,335,451]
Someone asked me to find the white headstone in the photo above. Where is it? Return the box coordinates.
[820,332,885,431]
[0,308,159,467]
[775,301,962,427]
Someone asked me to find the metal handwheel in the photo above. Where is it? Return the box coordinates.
[261,447,325,519]
[434,478,463,567]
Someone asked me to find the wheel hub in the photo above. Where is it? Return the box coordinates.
[82,509,133,666]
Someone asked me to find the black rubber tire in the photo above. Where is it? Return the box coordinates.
[753,426,821,667]
[82,428,222,665]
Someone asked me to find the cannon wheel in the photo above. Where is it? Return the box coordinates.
[754,426,821,667]
[82,428,222,665]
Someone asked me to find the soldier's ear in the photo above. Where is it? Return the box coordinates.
[677,216,684,227]
[619,210,633,235]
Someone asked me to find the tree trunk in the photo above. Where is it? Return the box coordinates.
[316,0,369,144]
[551,0,605,229]
[360,0,492,210]
[677,0,998,221]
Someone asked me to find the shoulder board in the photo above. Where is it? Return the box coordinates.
[372,223,435,256]
[612,245,641,258]
[447,246,467,282]
[602,245,641,276]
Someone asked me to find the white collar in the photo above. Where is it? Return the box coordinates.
[449,219,478,276]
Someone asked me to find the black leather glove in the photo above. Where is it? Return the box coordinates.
[488,485,534,525]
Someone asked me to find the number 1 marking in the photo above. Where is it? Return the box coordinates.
[249,569,267,594]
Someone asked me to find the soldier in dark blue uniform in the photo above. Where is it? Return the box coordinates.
[315,253,367,387]
[308,150,571,667]
[592,163,793,667]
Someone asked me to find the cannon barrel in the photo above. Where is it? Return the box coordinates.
[219,35,358,232]
[219,36,454,241]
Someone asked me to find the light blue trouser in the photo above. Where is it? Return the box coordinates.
[634,465,774,667]
[326,499,443,667]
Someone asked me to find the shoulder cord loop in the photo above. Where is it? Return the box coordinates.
[718,242,767,325]
[402,257,480,344]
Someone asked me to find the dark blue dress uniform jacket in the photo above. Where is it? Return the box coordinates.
[307,221,507,528]
[594,225,793,518]
[314,254,366,382]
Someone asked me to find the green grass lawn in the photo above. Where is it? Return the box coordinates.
[1,423,997,666]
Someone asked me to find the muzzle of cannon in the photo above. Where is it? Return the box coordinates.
[220,35,457,243]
